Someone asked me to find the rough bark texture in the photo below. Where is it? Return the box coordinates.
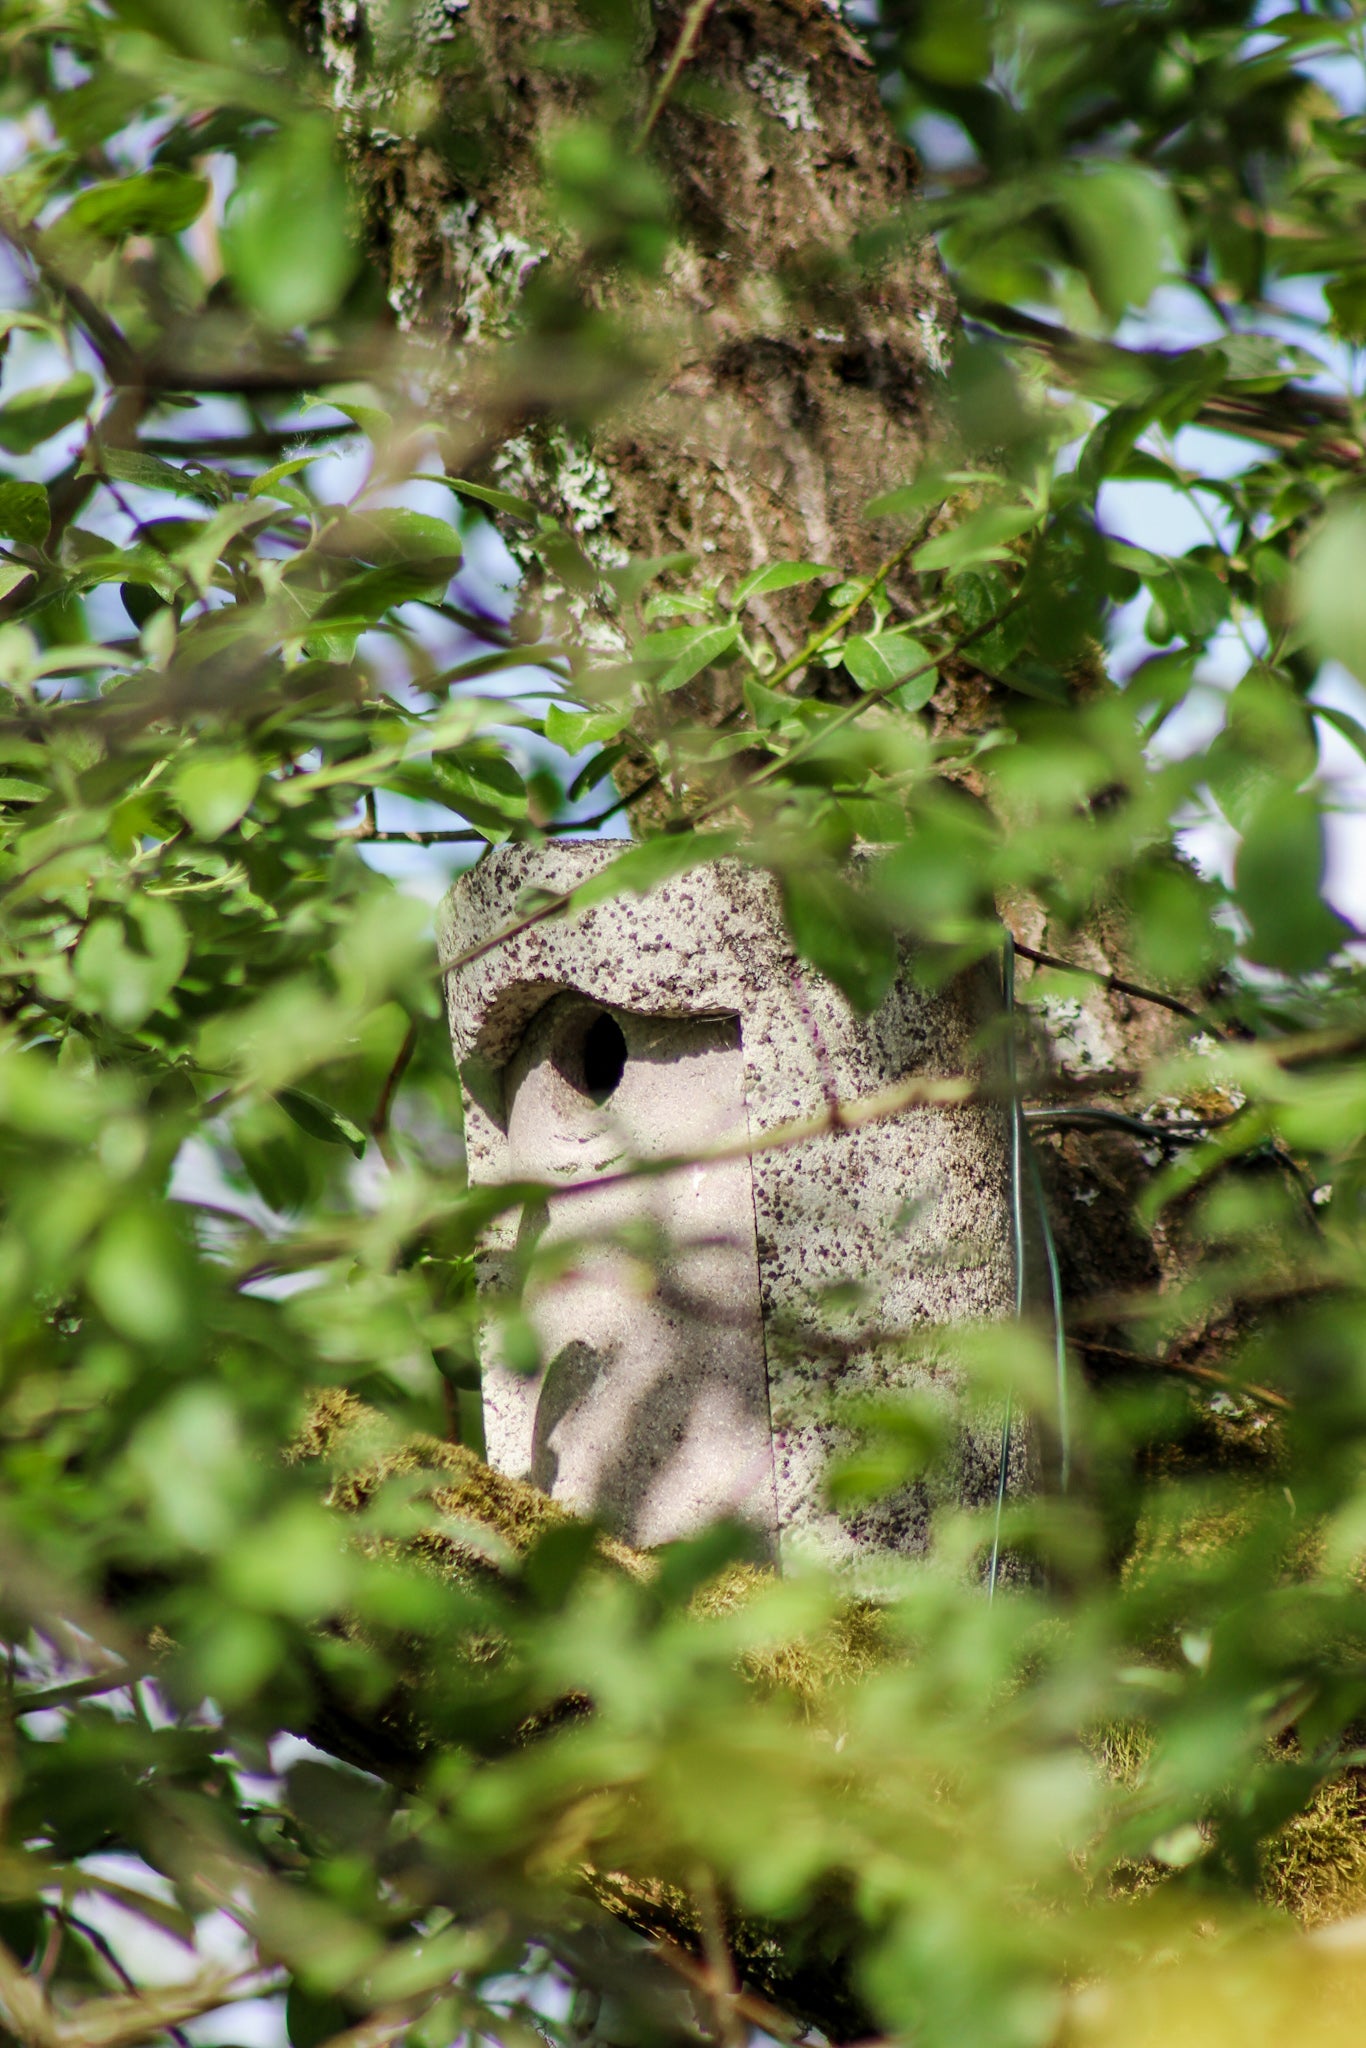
[319,0,952,655]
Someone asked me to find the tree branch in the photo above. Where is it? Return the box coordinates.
[1010,939,1218,1032]
[370,1019,418,1169]
[961,294,1363,468]
[636,1,718,148]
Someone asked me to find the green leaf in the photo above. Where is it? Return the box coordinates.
[1316,703,1366,764]
[424,475,537,523]
[0,563,33,603]
[902,0,990,84]
[312,560,455,626]
[732,561,831,607]
[841,633,937,707]
[276,1088,368,1158]
[1076,399,1163,491]
[544,702,630,752]
[1216,334,1320,391]
[743,675,797,730]
[172,751,260,840]
[864,472,974,522]
[59,167,208,239]
[287,1985,350,2048]
[1326,270,1366,342]
[0,481,49,547]
[233,1100,311,1215]
[1234,790,1350,972]
[173,500,267,590]
[639,623,739,693]
[952,565,1028,673]
[72,898,190,1030]
[569,834,739,911]
[86,1206,191,1345]
[568,742,627,800]
[249,454,318,500]
[435,746,528,835]
[604,551,697,608]
[780,866,899,1015]
[1299,497,1366,683]
[121,581,168,629]
[330,508,462,570]
[0,375,94,454]
[223,118,358,330]
[1059,164,1185,323]
[1148,557,1229,644]
[915,503,1038,574]
[89,447,222,503]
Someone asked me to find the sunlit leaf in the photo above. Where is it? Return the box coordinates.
[1299,496,1366,683]
[1234,789,1351,971]
[58,166,208,239]
[543,702,630,751]
[276,1087,368,1158]
[0,375,94,453]
[732,561,831,606]
[172,751,260,839]
[223,117,359,328]
[915,502,1038,573]
[0,481,49,546]
[841,632,937,706]
[780,865,899,1013]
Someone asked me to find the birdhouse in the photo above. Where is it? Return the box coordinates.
[439,840,1019,1565]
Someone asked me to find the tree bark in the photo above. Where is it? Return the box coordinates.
[317,0,952,645]
[264,8,1305,2020]
[304,0,1268,1581]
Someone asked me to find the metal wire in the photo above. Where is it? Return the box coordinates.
[1026,1135,1069,1492]
[988,933,1025,1601]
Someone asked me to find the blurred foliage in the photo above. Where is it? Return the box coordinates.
[0,3,1365,2048]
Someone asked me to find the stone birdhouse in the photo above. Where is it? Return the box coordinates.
[439,840,1019,1566]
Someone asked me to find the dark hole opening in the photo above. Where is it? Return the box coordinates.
[582,1011,627,1103]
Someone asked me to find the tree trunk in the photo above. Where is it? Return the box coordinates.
[317,0,953,649]
[307,0,1249,1560]
[279,0,1285,2016]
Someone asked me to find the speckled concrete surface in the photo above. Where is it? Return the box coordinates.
[439,840,1021,1565]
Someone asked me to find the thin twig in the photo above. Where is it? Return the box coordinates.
[1079,1338,1291,1413]
[535,1065,1095,1212]
[438,541,1000,979]
[0,208,136,381]
[1066,1269,1341,1330]
[635,0,718,148]
[1024,1106,1213,1149]
[692,1874,744,2048]
[1011,940,1217,1031]
[226,1069,1137,1288]
[59,1914,195,2048]
[35,1916,62,1993]
[371,1020,419,1170]
[349,827,486,846]
[11,1666,147,1717]
[961,294,1364,469]
[652,1936,808,2045]
[139,427,350,459]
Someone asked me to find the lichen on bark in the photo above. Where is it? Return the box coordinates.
[309,1,952,670]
